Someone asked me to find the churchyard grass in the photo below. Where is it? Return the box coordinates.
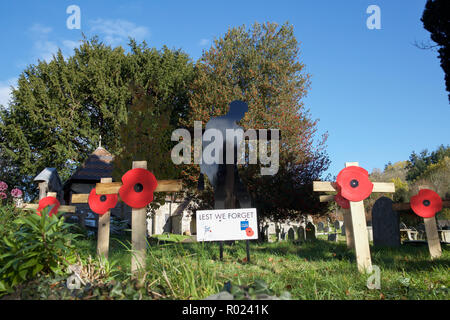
[63,234,450,300]
[3,231,449,300]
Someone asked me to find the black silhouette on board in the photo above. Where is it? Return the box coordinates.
[198,100,252,210]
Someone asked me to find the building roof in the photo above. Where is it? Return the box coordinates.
[66,147,114,182]
[34,167,63,192]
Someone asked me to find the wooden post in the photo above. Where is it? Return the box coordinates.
[342,209,355,249]
[246,240,250,263]
[424,217,442,259]
[38,182,48,200]
[131,161,148,274]
[349,200,372,272]
[97,178,111,259]
[346,162,372,273]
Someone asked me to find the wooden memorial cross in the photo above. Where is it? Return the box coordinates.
[88,161,182,274]
[393,186,448,259]
[71,178,113,259]
[19,192,77,213]
[313,162,395,273]
[71,166,182,268]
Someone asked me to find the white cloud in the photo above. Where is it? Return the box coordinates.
[199,38,210,46]
[62,40,83,54]
[33,40,59,62]
[0,78,17,108]
[29,23,53,35]
[90,18,150,46]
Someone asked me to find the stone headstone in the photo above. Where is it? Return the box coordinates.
[317,222,324,232]
[334,220,343,231]
[305,222,316,241]
[287,228,295,241]
[297,226,306,242]
[341,224,346,235]
[372,197,400,247]
[328,233,338,242]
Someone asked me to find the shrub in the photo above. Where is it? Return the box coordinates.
[0,207,79,295]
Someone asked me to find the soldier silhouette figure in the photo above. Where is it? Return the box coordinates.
[198,100,252,210]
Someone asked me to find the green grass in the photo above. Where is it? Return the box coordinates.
[70,233,449,300]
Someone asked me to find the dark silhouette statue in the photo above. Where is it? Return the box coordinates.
[198,100,252,210]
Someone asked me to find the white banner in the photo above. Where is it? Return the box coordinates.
[196,208,258,241]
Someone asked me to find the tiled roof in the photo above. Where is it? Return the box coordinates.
[68,147,114,182]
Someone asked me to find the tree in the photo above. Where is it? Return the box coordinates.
[0,37,194,198]
[406,144,450,182]
[182,22,330,222]
[421,0,450,102]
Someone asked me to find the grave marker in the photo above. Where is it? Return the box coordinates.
[305,222,316,241]
[317,222,324,232]
[72,162,182,273]
[297,225,306,242]
[314,162,395,273]
[372,197,400,248]
[328,233,338,242]
[287,227,295,241]
[405,187,445,259]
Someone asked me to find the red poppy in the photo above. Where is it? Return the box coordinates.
[245,227,254,237]
[410,189,442,218]
[336,166,373,202]
[334,188,350,209]
[88,188,118,215]
[119,168,158,209]
[37,196,60,217]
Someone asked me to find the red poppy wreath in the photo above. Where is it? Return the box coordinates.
[88,188,118,215]
[37,196,60,217]
[334,188,350,209]
[119,168,158,209]
[336,166,373,202]
[410,189,443,219]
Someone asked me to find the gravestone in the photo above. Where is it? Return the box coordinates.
[372,197,400,247]
[305,222,316,241]
[287,228,295,241]
[334,220,343,232]
[297,226,306,242]
[328,233,338,242]
[267,223,276,242]
[317,222,324,232]
[341,224,346,236]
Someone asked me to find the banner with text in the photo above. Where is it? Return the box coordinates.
[196,208,258,241]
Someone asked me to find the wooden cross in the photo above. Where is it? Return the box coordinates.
[19,192,77,213]
[392,187,448,259]
[313,162,395,273]
[70,178,113,259]
[71,162,182,275]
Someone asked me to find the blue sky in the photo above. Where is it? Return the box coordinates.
[0,0,448,178]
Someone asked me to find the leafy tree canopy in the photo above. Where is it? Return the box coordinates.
[182,22,330,222]
[421,0,450,102]
[0,37,194,198]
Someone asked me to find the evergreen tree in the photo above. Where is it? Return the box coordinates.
[182,22,330,221]
[0,37,194,198]
[421,0,450,102]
